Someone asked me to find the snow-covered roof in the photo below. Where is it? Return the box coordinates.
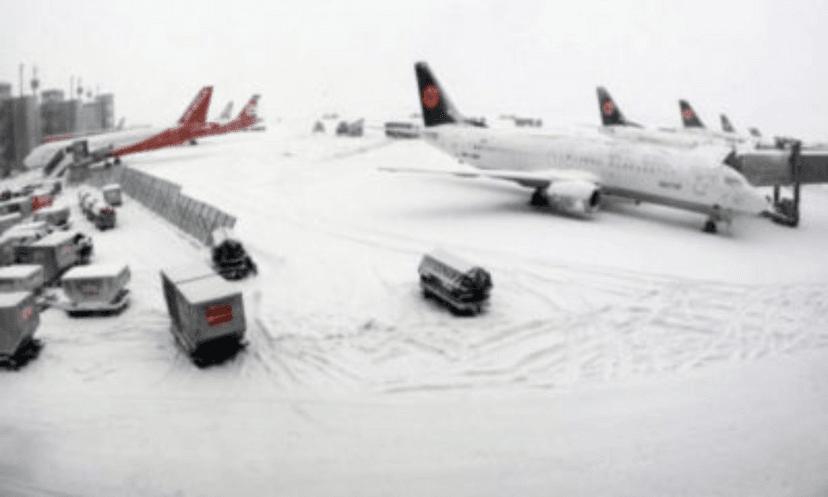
[32,230,76,246]
[0,265,43,278]
[424,247,478,273]
[0,212,22,221]
[0,291,32,307]
[161,264,216,285]
[178,275,242,304]
[63,263,129,280]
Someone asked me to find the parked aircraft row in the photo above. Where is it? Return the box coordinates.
[382,62,773,234]
[24,87,261,171]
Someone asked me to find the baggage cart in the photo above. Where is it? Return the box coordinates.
[0,265,45,293]
[33,205,71,230]
[0,291,42,370]
[102,184,122,206]
[418,248,493,315]
[160,266,246,367]
[94,205,116,230]
[0,212,22,235]
[60,263,130,316]
[15,231,80,284]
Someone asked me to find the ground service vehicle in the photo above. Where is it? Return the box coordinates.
[418,248,492,315]
[102,184,122,206]
[0,265,45,294]
[15,231,85,284]
[61,263,131,316]
[210,228,257,280]
[0,291,42,370]
[161,265,247,367]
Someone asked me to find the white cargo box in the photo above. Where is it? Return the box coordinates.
[102,184,122,206]
[0,291,39,358]
[0,265,45,293]
[160,266,246,356]
[16,230,80,283]
[33,205,70,227]
[0,212,22,235]
[61,263,130,314]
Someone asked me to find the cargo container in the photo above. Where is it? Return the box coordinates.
[33,205,71,230]
[160,267,246,367]
[94,204,116,230]
[0,265,45,293]
[0,291,42,369]
[0,196,33,218]
[61,263,130,315]
[15,230,80,283]
[0,236,15,266]
[0,212,22,235]
[418,248,492,315]
[102,184,122,206]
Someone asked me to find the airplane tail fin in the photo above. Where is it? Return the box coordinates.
[219,101,233,120]
[720,114,735,133]
[178,86,213,126]
[233,95,261,128]
[679,100,704,128]
[748,127,762,137]
[597,86,627,126]
[414,62,466,127]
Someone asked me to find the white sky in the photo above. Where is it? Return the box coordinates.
[2,0,827,140]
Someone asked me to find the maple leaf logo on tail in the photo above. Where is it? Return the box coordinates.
[603,101,614,116]
[422,84,440,110]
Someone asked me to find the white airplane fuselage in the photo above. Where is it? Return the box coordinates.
[422,125,770,219]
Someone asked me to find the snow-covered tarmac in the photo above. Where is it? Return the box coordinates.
[2,125,828,496]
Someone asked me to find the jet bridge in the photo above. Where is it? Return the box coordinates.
[734,142,828,227]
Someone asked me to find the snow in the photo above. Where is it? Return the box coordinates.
[1,124,828,496]
[177,274,241,304]
[0,264,42,278]
[61,263,129,280]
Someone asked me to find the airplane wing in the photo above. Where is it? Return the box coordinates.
[379,166,601,189]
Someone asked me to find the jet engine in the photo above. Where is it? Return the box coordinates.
[544,180,601,215]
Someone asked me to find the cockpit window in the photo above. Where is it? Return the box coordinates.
[723,172,745,187]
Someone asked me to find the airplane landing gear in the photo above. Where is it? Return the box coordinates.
[113,156,121,165]
[189,139,198,146]
[529,188,549,207]
[703,219,718,233]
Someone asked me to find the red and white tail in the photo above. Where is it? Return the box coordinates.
[234,95,260,128]
[178,86,213,126]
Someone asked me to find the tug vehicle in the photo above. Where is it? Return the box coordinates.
[210,228,257,280]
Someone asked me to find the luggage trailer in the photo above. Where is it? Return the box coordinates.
[60,263,131,316]
[160,265,247,367]
[0,291,43,370]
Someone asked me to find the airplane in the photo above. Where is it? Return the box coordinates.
[593,87,720,149]
[24,86,214,171]
[669,100,755,146]
[191,95,261,139]
[380,62,771,233]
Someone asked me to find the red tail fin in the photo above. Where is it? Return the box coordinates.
[178,86,213,125]
[232,95,260,129]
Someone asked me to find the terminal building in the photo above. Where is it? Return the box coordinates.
[0,81,115,177]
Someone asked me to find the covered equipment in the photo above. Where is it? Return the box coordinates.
[102,184,123,206]
[61,263,131,315]
[160,264,247,367]
[0,265,45,293]
[418,248,493,315]
[0,291,42,369]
